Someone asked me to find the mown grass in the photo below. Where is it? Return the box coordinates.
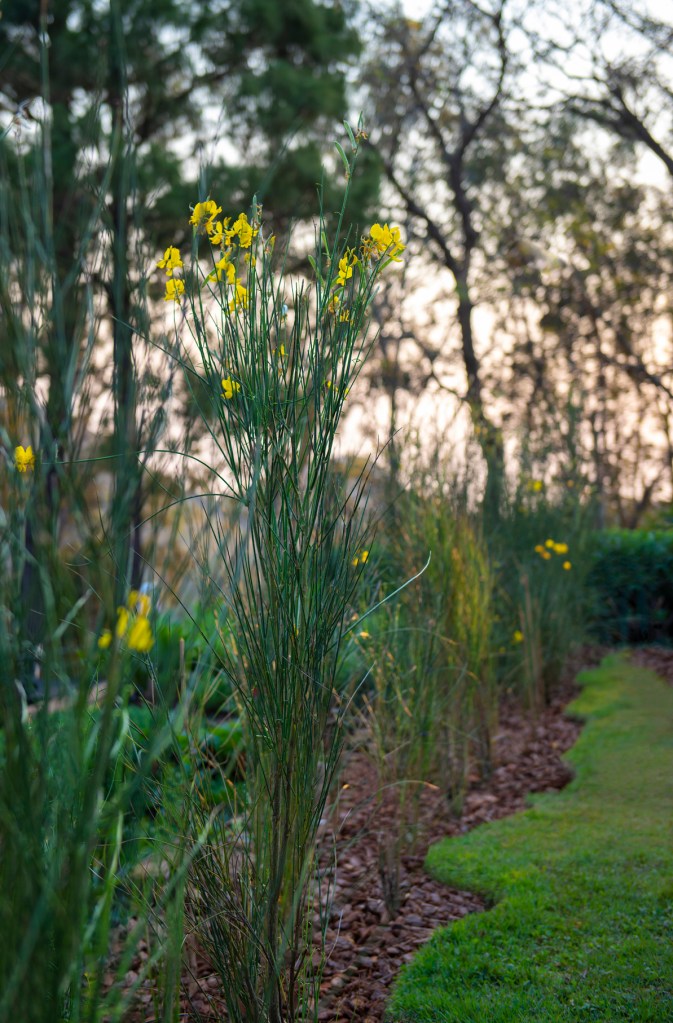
[386,654,673,1022]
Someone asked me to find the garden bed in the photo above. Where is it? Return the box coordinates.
[118,649,601,1021]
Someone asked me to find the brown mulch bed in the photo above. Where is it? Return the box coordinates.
[314,669,587,1022]
[121,646,604,1022]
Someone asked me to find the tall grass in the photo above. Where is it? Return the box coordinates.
[347,441,592,913]
[0,76,191,1022]
[350,479,496,913]
[491,471,594,709]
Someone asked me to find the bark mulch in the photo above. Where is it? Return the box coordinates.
[120,646,604,1022]
[314,657,591,1023]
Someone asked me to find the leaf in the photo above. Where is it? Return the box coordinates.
[334,140,351,178]
[343,120,357,152]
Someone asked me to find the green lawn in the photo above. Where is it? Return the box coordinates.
[386,654,673,1022]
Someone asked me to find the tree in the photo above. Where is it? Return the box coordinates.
[361,0,513,516]
[192,0,377,229]
[551,0,673,181]
[359,0,673,523]
[489,104,673,525]
[0,0,374,673]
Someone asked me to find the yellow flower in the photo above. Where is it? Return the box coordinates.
[358,631,370,639]
[230,212,256,249]
[534,544,545,555]
[327,292,341,314]
[542,551,552,560]
[352,549,369,567]
[545,539,554,548]
[513,629,524,643]
[128,589,151,617]
[156,245,183,277]
[206,254,236,285]
[336,252,356,288]
[221,376,241,400]
[127,615,153,653]
[190,199,222,232]
[563,561,572,571]
[98,628,112,650]
[526,479,543,492]
[274,344,286,357]
[369,222,405,261]
[553,542,569,555]
[116,606,129,639]
[339,308,350,322]
[164,278,185,303]
[103,593,153,652]
[228,280,248,313]
[14,445,35,472]
[207,218,229,246]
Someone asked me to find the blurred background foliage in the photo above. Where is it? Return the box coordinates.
[3,0,673,545]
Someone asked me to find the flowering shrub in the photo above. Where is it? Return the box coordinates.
[155,123,406,1023]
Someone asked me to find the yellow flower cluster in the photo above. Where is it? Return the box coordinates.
[534,539,571,570]
[14,445,35,472]
[156,245,183,277]
[156,202,260,308]
[190,202,258,250]
[221,376,241,400]
[164,278,185,302]
[194,202,260,313]
[352,549,369,567]
[156,244,185,303]
[209,254,236,286]
[329,250,357,325]
[360,222,405,264]
[98,588,153,653]
[328,223,405,321]
[336,251,357,288]
[189,199,222,236]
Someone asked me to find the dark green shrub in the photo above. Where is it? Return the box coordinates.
[587,529,673,644]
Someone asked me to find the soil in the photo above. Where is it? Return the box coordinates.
[119,645,605,1022]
